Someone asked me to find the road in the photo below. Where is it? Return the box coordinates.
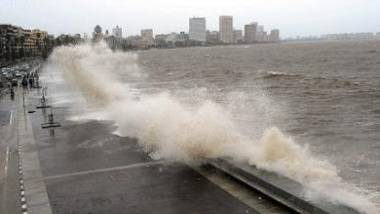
[0,88,21,214]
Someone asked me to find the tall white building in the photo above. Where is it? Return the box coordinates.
[256,25,265,42]
[112,25,122,38]
[189,17,206,42]
[141,29,154,46]
[257,25,264,33]
[219,16,233,43]
[244,22,257,43]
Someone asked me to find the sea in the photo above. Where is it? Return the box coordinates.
[41,40,380,212]
[137,41,380,195]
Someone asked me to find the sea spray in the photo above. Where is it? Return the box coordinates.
[43,42,378,214]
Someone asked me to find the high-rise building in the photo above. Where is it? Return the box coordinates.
[256,25,265,42]
[244,22,257,43]
[112,25,123,38]
[269,29,280,42]
[233,30,243,43]
[219,16,233,43]
[141,29,154,46]
[189,17,206,42]
[263,31,268,41]
[257,25,264,33]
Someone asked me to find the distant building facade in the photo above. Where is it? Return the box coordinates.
[141,29,154,47]
[105,35,122,50]
[31,29,48,55]
[244,22,257,43]
[165,32,178,44]
[233,30,243,43]
[206,31,220,45]
[189,17,206,42]
[269,29,280,42]
[93,25,104,42]
[256,25,265,42]
[155,34,168,48]
[104,25,123,50]
[126,35,149,49]
[0,24,55,65]
[176,31,189,47]
[219,16,233,43]
[112,25,123,38]
[321,33,376,41]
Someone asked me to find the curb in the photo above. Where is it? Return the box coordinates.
[17,93,52,214]
[209,159,360,214]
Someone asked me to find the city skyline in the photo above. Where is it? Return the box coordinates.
[1,0,379,38]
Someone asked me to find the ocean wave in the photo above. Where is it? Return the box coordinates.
[261,71,303,79]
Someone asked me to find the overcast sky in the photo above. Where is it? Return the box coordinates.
[1,0,379,38]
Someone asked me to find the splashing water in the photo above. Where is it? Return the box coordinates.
[43,42,378,214]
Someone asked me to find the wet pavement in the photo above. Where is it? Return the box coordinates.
[0,89,21,214]
[45,164,253,214]
[0,87,261,214]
